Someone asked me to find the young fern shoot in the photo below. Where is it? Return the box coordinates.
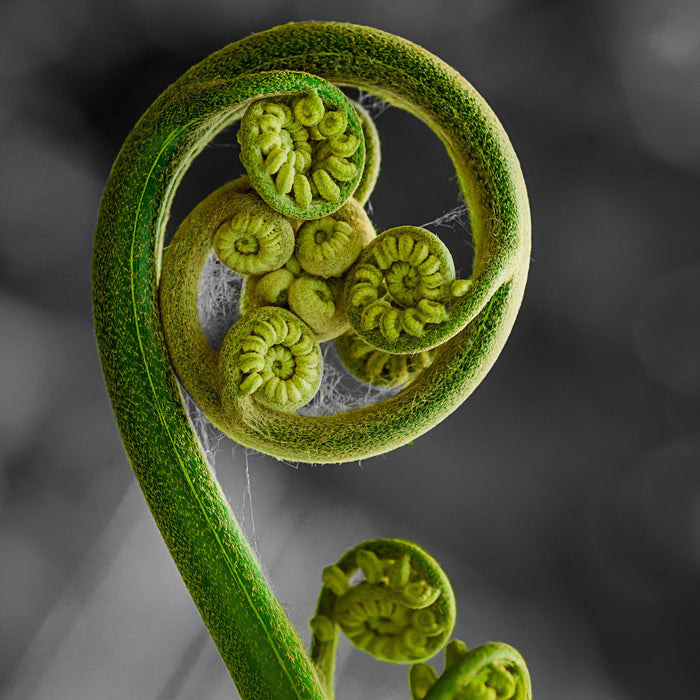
[93,21,531,700]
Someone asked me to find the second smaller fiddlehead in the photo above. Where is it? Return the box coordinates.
[308,539,532,700]
[309,539,456,695]
[409,640,532,700]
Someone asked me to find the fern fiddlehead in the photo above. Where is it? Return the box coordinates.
[238,85,366,218]
[93,20,531,700]
[309,540,531,700]
[409,640,532,700]
[219,306,322,411]
[310,540,456,680]
[156,20,531,462]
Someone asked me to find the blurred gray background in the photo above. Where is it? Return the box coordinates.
[2,1,700,699]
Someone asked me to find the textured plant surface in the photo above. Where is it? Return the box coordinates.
[93,21,531,700]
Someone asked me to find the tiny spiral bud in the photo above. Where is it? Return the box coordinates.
[356,548,384,584]
[292,90,325,127]
[335,331,434,388]
[238,83,365,220]
[410,608,442,636]
[322,565,351,596]
[212,194,295,275]
[345,226,468,353]
[309,614,336,643]
[400,581,441,609]
[295,197,376,278]
[288,275,350,342]
[219,307,322,412]
[409,663,439,700]
[328,133,360,158]
[318,108,348,137]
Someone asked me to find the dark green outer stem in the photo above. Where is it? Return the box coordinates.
[92,20,530,699]
[93,77,327,699]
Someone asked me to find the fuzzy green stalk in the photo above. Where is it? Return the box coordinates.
[93,21,529,699]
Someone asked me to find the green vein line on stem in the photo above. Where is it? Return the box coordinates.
[128,121,308,699]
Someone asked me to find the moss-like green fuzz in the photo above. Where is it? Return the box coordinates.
[92,22,530,700]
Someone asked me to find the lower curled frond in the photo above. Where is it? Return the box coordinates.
[309,539,456,669]
[409,641,532,700]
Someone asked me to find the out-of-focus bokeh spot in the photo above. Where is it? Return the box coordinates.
[606,0,700,170]
[0,296,59,459]
[0,0,88,77]
[0,125,102,310]
[634,265,700,398]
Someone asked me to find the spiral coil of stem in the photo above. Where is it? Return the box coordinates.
[93,21,532,700]
[156,21,530,462]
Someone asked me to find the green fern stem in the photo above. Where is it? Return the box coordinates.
[92,21,529,699]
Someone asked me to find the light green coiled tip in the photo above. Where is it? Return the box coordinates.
[409,640,532,700]
[212,192,295,275]
[345,226,462,353]
[238,81,366,220]
[220,306,322,412]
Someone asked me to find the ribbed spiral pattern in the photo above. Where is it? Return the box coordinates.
[345,226,468,352]
[335,330,434,387]
[156,23,530,465]
[212,193,295,275]
[310,539,456,665]
[238,86,365,220]
[219,306,322,411]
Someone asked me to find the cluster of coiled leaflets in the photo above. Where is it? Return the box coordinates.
[308,538,531,700]
[159,73,496,463]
